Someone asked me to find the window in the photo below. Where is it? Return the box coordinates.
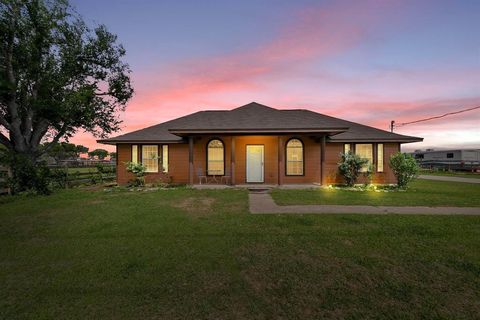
[377,144,384,172]
[207,139,224,175]
[286,138,304,175]
[447,153,454,159]
[142,145,158,172]
[344,143,351,154]
[131,145,138,163]
[162,145,169,173]
[355,144,373,172]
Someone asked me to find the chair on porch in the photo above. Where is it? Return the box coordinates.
[221,168,231,185]
[197,168,207,184]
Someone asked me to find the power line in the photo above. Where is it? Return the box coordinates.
[390,105,480,132]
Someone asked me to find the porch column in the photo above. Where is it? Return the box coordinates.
[230,136,235,185]
[189,136,194,185]
[278,136,284,185]
[320,135,326,185]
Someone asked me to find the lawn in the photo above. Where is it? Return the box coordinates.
[1,186,480,319]
[272,179,480,207]
[66,166,100,174]
[419,169,480,179]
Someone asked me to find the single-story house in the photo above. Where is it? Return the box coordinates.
[98,102,423,185]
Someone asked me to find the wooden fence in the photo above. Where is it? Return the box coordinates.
[0,164,115,195]
[48,164,116,187]
[0,165,10,195]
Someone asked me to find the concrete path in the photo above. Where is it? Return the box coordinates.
[419,175,480,184]
[249,192,480,215]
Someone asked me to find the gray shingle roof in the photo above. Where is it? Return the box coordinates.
[98,102,422,144]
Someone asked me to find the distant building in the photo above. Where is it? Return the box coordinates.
[411,149,480,171]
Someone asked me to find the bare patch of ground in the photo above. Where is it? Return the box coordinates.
[172,197,216,216]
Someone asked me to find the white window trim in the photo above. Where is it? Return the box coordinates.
[131,145,138,164]
[286,139,304,176]
[162,145,169,173]
[355,144,373,173]
[142,145,159,173]
[207,139,225,175]
[377,143,384,173]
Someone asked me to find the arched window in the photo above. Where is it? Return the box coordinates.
[286,138,304,176]
[207,139,224,175]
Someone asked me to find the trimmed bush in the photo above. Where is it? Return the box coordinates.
[338,152,369,187]
[389,152,419,188]
[125,162,147,186]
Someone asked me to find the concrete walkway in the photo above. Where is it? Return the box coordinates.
[419,175,480,184]
[249,192,480,215]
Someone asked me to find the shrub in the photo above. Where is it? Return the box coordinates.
[95,164,115,183]
[363,163,375,185]
[50,167,69,189]
[125,162,147,186]
[338,152,369,187]
[0,151,51,195]
[389,152,419,189]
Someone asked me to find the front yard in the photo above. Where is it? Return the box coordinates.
[272,180,480,207]
[419,169,480,179]
[1,181,480,319]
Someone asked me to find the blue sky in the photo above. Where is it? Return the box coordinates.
[70,0,480,151]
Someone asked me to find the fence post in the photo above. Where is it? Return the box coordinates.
[0,165,11,195]
[65,163,69,189]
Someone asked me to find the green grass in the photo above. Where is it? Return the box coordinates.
[272,180,480,207]
[66,166,99,174]
[420,169,480,179]
[1,186,480,319]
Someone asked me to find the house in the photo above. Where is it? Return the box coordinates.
[98,102,423,185]
[411,148,480,171]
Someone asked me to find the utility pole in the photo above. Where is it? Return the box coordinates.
[390,120,395,132]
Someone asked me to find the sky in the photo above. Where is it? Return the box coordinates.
[69,0,480,152]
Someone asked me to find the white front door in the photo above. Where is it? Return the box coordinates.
[246,145,264,183]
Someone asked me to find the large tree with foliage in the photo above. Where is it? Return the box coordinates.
[88,148,108,160]
[42,141,88,161]
[0,0,133,192]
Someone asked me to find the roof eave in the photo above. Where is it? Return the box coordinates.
[168,127,349,135]
[329,137,424,144]
[97,139,185,145]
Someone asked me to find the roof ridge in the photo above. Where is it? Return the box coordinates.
[231,101,278,111]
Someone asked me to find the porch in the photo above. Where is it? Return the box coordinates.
[186,134,329,186]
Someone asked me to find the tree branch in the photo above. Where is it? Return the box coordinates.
[29,119,50,148]
[23,108,34,142]
[39,123,69,154]
[4,4,26,152]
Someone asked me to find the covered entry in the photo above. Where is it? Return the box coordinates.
[246,145,264,183]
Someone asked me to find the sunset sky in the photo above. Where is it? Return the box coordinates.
[70,0,479,152]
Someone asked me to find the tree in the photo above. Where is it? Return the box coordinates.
[0,0,133,193]
[337,151,369,187]
[88,148,108,160]
[44,141,75,161]
[109,151,116,160]
[389,152,419,189]
[41,141,88,161]
[75,145,89,157]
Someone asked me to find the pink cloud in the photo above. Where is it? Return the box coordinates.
[130,0,403,111]
[70,0,479,151]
